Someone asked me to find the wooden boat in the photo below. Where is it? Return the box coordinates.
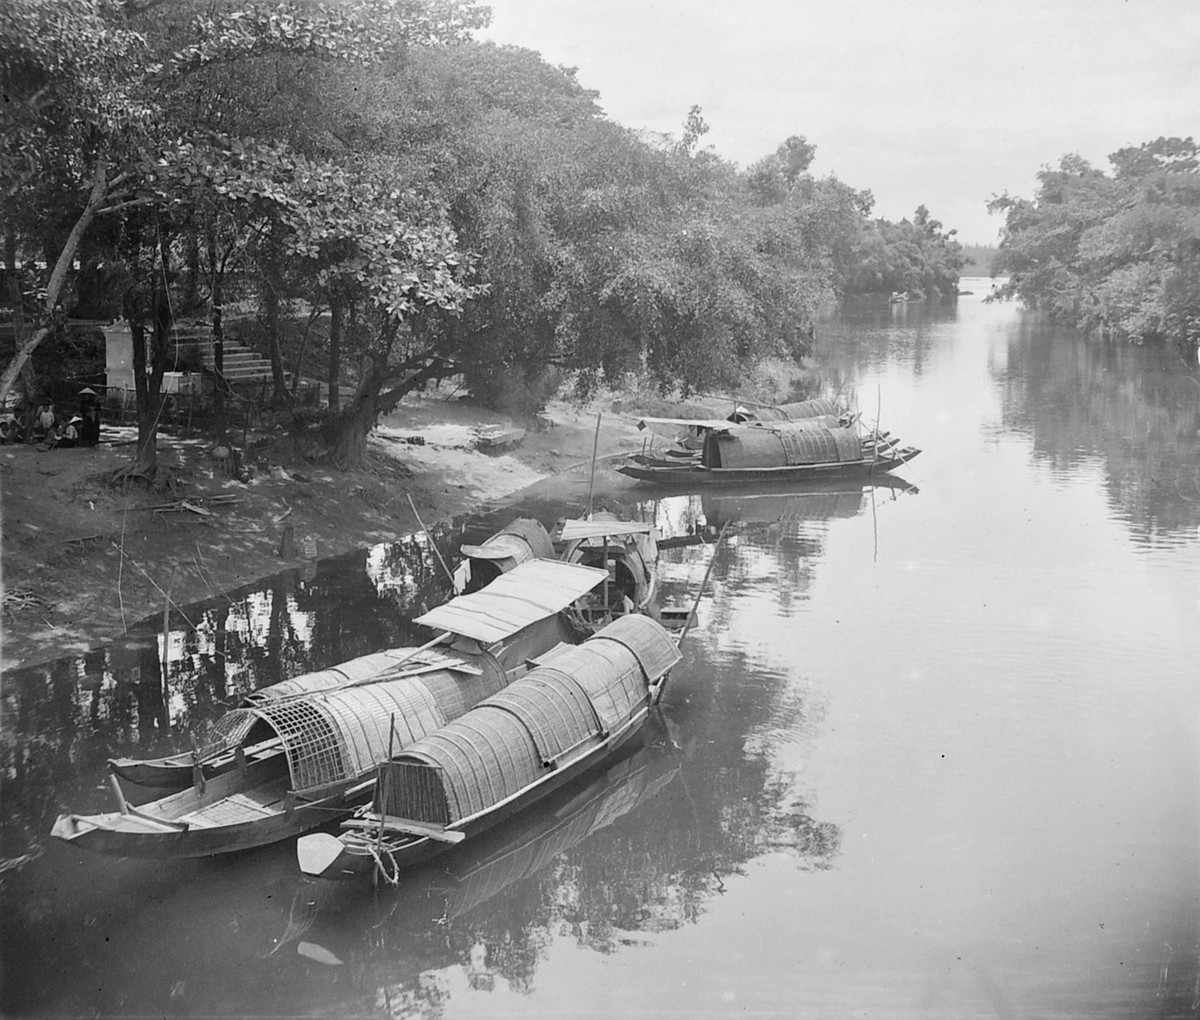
[50,559,610,859]
[557,511,658,632]
[452,517,554,594]
[296,614,682,880]
[619,420,920,487]
[280,738,680,963]
[109,519,560,791]
[631,398,857,464]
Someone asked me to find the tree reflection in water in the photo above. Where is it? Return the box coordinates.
[1,491,851,1017]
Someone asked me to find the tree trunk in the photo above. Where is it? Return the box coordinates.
[259,237,292,408]
[4,223,40,412]
[329,378,381,470]
[327,351,448,470]
[0,156,110,403]
[327,296,343,411]
[126,228,171,481]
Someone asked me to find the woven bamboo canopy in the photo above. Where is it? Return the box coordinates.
[377,615,681,825]
[703,422,863,469]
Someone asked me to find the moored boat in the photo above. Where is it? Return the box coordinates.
[630,398,858,464]
[557,511,658,632]
[50,559,609,859]
[453,517,555,594]
[296,614,682,880]
[108,519,561,792]
[619,419,920,486]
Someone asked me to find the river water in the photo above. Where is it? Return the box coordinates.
[2,280,1199,1018]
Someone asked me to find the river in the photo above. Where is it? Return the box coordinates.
[2,279,1198,1018]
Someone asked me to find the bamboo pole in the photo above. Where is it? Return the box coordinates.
[407,493,453,583]
[586,411,601,517]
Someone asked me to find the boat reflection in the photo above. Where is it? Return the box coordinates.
[700,476,917,533]
[288,723,683,962]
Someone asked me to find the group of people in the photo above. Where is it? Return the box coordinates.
[0,389,104,449]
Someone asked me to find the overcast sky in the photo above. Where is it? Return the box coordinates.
[478,0,1200,244]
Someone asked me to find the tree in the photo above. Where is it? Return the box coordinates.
[0,0,152,402]
[2,0,490,477]
[992,138,1200,354]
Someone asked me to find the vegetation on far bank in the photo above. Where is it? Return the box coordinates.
[990,137,1200,358]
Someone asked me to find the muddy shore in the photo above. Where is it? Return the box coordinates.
[0,394,651,673]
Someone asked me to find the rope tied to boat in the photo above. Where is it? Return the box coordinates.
[368,842,401,886]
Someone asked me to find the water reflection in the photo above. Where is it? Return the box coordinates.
[7,288,1198,1017]
[3,480,858,1017]
[996,318,1200,542]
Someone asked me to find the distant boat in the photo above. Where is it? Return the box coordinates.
[632,398,857,464]
[619,420,920,486]
[50,560,609,860]
[296,614,682,881]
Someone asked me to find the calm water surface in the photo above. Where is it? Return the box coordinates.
[3,280,1199,1018]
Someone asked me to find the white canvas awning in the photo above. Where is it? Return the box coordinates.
[559,518,655,541]
[634,415,736,433]
[414,559,606,643]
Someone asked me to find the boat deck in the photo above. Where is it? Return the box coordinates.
[176,780,290,828]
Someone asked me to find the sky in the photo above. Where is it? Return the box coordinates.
[478,0,1200,244]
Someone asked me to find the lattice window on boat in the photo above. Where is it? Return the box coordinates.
[258,698,348,792]
[199,709,257,759]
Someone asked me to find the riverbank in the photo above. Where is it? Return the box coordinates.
[0,393,651,673]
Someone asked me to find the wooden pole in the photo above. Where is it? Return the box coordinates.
[374,713,397,886]
[586,411,601,517]
[108,772,130,815]
[407,493,453,583]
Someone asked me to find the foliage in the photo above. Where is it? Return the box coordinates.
[4,0,968,467]
[844,204,965,297]
[990,138,1200,352]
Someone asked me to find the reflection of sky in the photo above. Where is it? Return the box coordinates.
[408,292,1199,1017]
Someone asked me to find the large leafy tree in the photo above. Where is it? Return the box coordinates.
[991,137,1200,355]
[2,0,489,477]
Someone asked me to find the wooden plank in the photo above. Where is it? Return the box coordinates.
[342,813,465,843]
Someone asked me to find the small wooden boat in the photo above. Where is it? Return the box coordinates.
[50,559,609,859]
[557,512,658,632]
[619,420,920,486]
[109,519,560,792]
[453,517,554,594]
[296,614,682,880]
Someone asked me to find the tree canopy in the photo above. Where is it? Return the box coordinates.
[2,0,976,475]
[990,137,1200,354]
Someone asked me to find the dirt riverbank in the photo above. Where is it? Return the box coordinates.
[0,394,652,673]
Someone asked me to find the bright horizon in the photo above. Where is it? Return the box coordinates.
[478,0,1200,245]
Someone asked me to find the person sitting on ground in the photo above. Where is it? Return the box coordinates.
[49,415,80,449]
[0,414,20,444]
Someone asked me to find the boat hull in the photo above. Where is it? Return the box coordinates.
[51,763,374,859]
[301,710,650,880]
[618,446,921,486]
[50,790,365,859]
